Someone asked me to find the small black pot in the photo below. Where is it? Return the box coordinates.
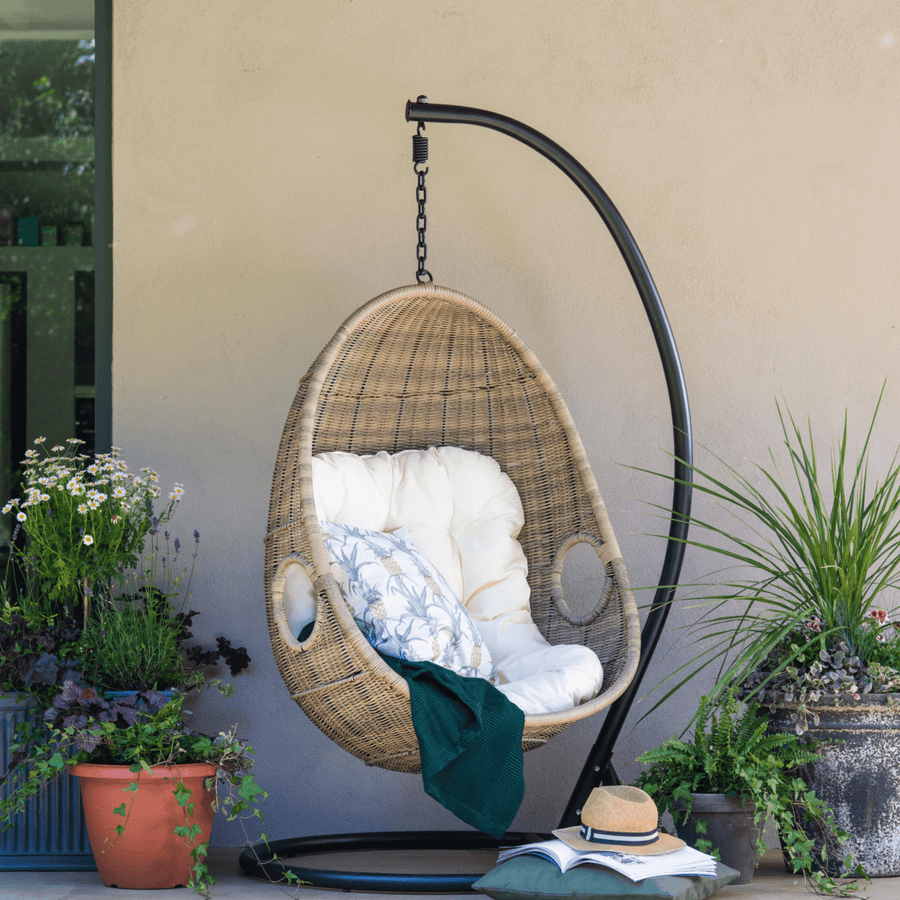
[674,793,761,884]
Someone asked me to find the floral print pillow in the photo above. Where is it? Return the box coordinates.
[320,521,498,684]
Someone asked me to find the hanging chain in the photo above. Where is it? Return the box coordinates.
[412,108,433,283]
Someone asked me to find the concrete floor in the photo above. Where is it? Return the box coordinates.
[3,847,897,899]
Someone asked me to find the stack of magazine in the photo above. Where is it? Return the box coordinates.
[497,839,719,882]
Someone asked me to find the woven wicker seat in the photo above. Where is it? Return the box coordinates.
[265,282,641,774]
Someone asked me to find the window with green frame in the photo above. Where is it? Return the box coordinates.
[0,2,110,548]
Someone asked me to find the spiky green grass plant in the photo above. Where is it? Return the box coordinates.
[648,385,900,711]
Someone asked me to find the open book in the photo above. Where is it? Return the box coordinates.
[497,839,718,882]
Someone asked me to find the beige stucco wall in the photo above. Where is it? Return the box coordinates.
[112,0,900,845]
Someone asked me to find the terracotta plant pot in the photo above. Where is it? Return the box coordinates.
[72,762,216,889]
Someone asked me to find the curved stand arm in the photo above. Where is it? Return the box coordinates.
[406,99,693,827]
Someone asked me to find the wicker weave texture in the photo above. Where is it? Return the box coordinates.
[265,284,641,773]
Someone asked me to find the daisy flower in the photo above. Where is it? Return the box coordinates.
[17,512,26,522]
[77,503,89,514]
[83,534,94,546]
[34,436,46,444]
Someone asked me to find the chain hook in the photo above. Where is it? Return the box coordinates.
[412,97,432,284]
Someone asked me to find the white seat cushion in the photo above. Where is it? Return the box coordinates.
[282,446,603,715]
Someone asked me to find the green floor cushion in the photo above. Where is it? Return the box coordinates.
[473,854,739,900]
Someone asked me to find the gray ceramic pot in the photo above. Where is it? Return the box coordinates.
[674,793,761,884]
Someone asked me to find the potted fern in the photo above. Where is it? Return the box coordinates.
[643,386,900,877]
[636,692,859,892]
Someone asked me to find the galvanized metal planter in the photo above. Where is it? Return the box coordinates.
[768,693,900,878]
[1,692,95,871]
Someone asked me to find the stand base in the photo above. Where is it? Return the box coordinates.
[238,830,548,893]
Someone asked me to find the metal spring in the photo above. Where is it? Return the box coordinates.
[412,132,428,164]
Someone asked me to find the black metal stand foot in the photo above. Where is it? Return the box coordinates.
[238,830,548,893]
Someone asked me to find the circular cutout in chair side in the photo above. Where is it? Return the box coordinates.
[550,533,614,627]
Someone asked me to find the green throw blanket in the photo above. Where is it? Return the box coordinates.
[378,652,525,839]
[298,622,525,838]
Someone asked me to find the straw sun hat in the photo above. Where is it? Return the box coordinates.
[553,786,685,855]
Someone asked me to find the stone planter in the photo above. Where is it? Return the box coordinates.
[674,793,761,884]
[0,692,95,871]
[767,693,900,877]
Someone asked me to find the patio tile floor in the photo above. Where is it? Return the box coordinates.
[3,847,897,898]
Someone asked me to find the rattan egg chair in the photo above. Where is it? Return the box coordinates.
[265,281,641,773]
[242,98,692,893]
